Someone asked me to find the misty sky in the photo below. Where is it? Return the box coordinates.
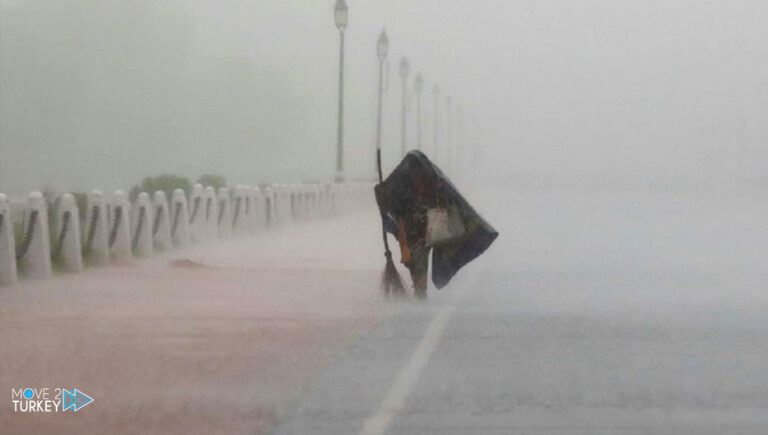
[1,0,766,195]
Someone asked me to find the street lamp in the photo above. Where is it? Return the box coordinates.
[414,73,424,150]
[375,30,389,182]
[399,57,410,158]
[433,85,440,161]
[334,0,348,182]
[377,29,388,60]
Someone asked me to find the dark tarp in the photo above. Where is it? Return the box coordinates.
[374,151,498,289]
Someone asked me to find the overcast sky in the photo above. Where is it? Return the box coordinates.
[1,0,766,195]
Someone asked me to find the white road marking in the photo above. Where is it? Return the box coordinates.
[358,302,457,435]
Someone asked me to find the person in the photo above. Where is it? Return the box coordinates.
[374,151,498,299]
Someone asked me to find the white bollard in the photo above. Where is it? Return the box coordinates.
[242,185,254,232]
[329,184,339,215]
[318,186,327,216]
[278,184,293,225]
[296,185,306,220]
[288,184,299,221]
[310,185,320,218]
[263,186,276,228]
[282,184,294,224]
[242,186,254,233]
[18,192,52,278]
[108,191,132,262]
[290,185,300,220]
[271,185,283,225]
[250,186,264,230]
[83,190,110,265]
[311,184,319,217]
[152,191,173,252]
[333,183,341,214]
[326,184,333,215]
[53,193,82,272]
[297,186,304,219]
[188,184,206,243]
[170,189,191,247]
[305,186,313,218]
[216,187,232,239]
[231,185,248,235]
[131,192,153,257]
[203,186,218,240]
[0,193,17,285]
[280,184,293,224]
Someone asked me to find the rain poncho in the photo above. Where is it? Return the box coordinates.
[374,151,498,291]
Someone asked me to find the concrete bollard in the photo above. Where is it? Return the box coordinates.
[271,185,283,225]
[285,185,296,222]
[311,184,319,217]
[249,186,263,230]
[274,184,286,224]
[296,184,305,220]
[83,190,110,265]
[18,192,52,279]
[240,185,253,233]
[242,186,254,233]
[170,188,190,248]
[188,184,206,243]
[329,184,338,215]
[204,186,219,240]
[271,184,282,225]
[322,184,330,214]
[297,186,304,219]
[131,192,153,257]
[263,186,275,228]
[231,185,248,235]
[53,193,83,272]
[305,186,313,218]
[290,185,300,220]
[152,191,172,252]
[330,184,339,214]
[310,185,319,218]
[318,186,326,216]
[216,187,232,239]
[324,183,333,216]
[108,191,132,262]
[288,184,298,221]
[0,193,17,285]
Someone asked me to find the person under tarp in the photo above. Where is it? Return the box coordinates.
[374,150,498,299]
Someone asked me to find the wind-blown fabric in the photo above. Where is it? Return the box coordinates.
[374,151,498,289]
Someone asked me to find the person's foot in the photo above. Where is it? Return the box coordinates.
[414,288,427,300]
[391,287,407,298]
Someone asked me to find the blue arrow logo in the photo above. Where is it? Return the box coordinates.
[62,388,94,411]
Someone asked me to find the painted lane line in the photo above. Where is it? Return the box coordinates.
[359,303,457,435]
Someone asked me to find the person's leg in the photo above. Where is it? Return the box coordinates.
[409,248,429,299]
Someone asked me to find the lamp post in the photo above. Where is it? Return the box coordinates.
[433,85,440,161]
[375,30,388,181]
[334,0,348,183]
[399,57,410,158]
[414,73,424,150]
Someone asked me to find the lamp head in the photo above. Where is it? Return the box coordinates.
[334,0,348,30]
[415,73,424,92]
[399,57,410,80]
[377,30,389,60]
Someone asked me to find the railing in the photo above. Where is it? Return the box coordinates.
[0,182,372,286]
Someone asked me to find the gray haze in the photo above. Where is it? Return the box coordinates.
[1,0,767,194]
